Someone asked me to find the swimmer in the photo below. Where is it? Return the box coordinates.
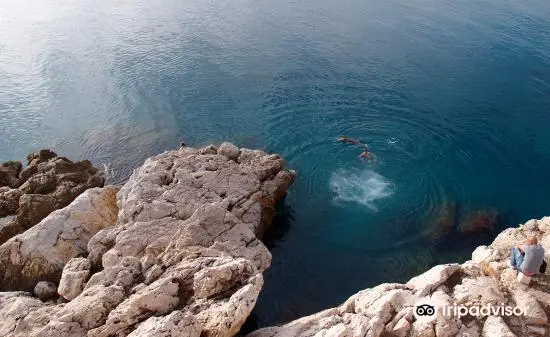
[336,136,363,145]
[359,145,376,161]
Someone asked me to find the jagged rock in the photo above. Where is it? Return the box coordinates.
[85,256,143,291]
[33,281,57,301]
[407,264,460,296]
[512,289,547,325]
[0,144,294,337]
[481,316,516,337]
[0,188,23,217]
[0,161,22,188]
[0,291,45,336]
[88,278,180,337]
[0,186,120,291]
[127,311,202,337]
[58,258,92,300]
[453,276,505,306]
[0,150,104,245]
[472,245,498,264]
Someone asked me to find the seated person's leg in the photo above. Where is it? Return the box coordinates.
[510,247,524,269]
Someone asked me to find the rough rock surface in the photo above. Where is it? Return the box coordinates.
[0,186,120,291]
[248,217,550,337]
[0,144,295,337]
[33,281,57,301]
[0,150,105,245]
[58,257,92,300]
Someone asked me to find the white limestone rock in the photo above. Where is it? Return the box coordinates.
[58,257,91,300]
[0,186,120,291]
[453,276,506,306]
[407,264,460,296]
[481,316,516,337]
[512,288,547,325]
[127,311,202,337]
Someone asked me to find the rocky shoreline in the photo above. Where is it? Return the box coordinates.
[0,143,295,336]
[0,144,548,337]
[249,217,550,337]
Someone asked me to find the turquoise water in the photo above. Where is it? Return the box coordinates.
[1,0,550,328]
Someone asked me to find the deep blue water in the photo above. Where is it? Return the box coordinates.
[1,0,550,328]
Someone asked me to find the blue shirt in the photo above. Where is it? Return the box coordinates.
[521,244,545,275]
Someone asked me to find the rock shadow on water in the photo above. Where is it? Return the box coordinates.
[260,197,294,251]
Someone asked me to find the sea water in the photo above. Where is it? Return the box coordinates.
[1,0,549,328]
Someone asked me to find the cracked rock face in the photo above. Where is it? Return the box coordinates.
[0,186,120,291]
[0,150,105,245]
[248,217,550,337]
[0,144,295,337]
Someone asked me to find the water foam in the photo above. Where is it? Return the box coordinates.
[330,168,394,210]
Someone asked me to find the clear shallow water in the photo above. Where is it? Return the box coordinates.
[1,0,550,328]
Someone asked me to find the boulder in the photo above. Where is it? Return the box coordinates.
[218,142,240,161]
[472,246,498,264]
[58,257,92,300]
[0,188,23,217]
[0,186,120,291]
[407,264,460,296]
[512,289,547,325]
[0,150,105,245]
[0,161,22,188]
[33,281,57,301]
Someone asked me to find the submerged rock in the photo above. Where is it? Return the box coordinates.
[458,209,500,234]
[428,202,457,243]
[0,143,295,337]
[0,150,105,245]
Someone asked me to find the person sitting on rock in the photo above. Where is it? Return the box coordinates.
[509,236,545,276]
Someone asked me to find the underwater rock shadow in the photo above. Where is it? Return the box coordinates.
[262,196,295,250]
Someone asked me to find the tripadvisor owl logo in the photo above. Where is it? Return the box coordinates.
[413,298,438,322]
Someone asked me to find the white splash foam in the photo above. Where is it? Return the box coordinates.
[330,168,394,210]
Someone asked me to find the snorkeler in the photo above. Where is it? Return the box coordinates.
[336,136,363,145]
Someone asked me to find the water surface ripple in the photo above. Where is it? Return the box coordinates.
[1,0,550,328]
